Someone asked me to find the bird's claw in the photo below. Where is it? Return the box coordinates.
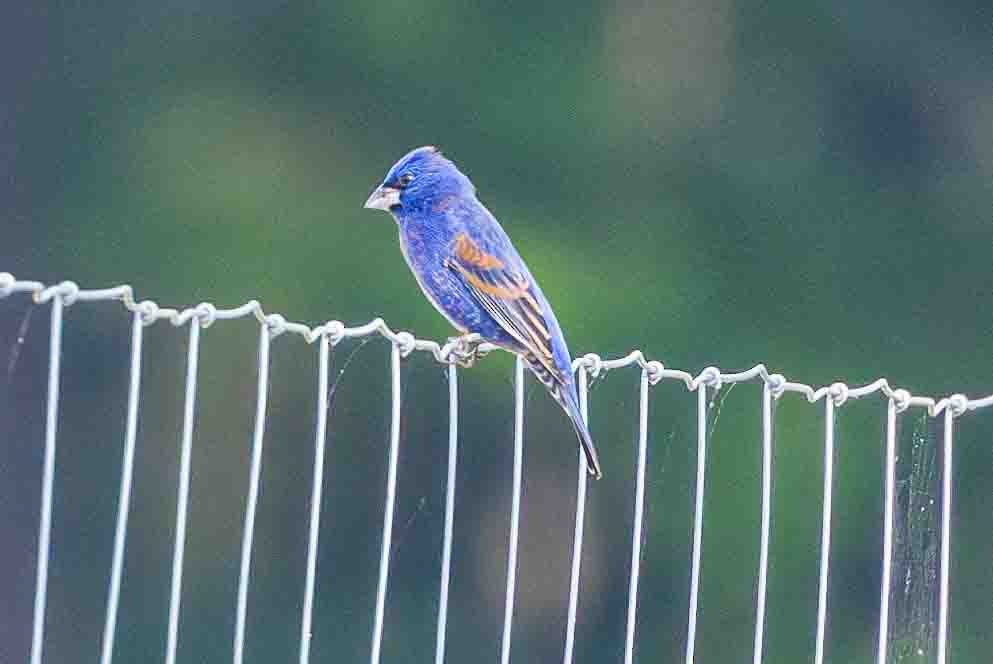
[448,334,487,368]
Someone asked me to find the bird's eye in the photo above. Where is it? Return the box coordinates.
[398,173,415,188]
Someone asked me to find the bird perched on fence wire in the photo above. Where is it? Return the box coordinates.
[364,146,602,479]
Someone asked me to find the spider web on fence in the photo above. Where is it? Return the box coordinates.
[889,415,940,662]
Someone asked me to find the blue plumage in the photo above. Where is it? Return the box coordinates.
[365,146,602,479]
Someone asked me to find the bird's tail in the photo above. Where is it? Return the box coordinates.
[523,353,603,479]
[560,385,603,480]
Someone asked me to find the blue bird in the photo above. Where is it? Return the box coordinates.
[364,146,602,479]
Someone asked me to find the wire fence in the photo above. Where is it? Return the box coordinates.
[1,272,991,664]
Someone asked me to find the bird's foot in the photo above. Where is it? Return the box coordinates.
[447,333,487,368]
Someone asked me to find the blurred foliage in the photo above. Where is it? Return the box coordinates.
[1,1,992,662]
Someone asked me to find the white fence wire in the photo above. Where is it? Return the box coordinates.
[1,272,991,664]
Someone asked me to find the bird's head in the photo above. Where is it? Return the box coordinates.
[364,146,474,216]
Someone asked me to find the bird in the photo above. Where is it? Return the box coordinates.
[364,146,602,479]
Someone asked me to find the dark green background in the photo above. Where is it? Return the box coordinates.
[2,2,991,662]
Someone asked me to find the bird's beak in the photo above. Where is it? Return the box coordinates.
[363,185,401,211]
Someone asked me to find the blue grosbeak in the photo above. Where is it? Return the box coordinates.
[364,146,602,479]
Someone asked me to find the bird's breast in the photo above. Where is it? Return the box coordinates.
[398,228,472,333]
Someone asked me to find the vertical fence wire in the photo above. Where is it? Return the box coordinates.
[684,384,708,664]
[299,334,330,664]
[876,399,898,664]
[233,325,272,664]
[165,320,202,664]
[500,357,526,664]
[562,368,590,664]
[752,384,773,664]
[813,398,836,664]
[370,342,403,664]
[99,312,144,664]
[936,408,954,664]
[434,363,459,664]
[623,369,651,664]
[29,295,64,664]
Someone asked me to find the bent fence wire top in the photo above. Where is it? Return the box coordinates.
[1,272,991,664]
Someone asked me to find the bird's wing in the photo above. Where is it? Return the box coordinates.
[445,232,561,379]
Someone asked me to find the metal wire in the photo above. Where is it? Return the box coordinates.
[99,312,144,664]
[28,293,62,664]
[624,367,652,664]
[2,273,989,663]
[684,383,708,664]
[500,356,526,664]
[233,323,273,664]
[752,383,774,664]
[877,399,899,664]
[813,398,836,664]
[562,367,590,664]
[369,342,403,664]
[165,319,202,664]
[298,334,330,664]
[936,407,954,664]
[1,275,982,415]
[434,364,459,664]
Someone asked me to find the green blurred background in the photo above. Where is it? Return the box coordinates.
[2,1,992,662]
